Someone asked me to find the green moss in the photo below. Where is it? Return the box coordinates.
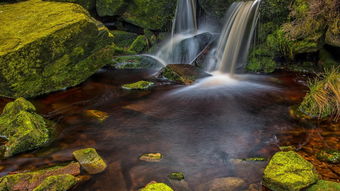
[128,35,148,53]
[298,67,340,120]
[198,0,235,19]
[263,151,319,191]
[122,0,176,30]
[73,148,107,174]
[96,0,125,16]
[46,0,96,10]
[141,182,174,191]
[122,81,154,90]
[0,98,54,158]
[247,45,276,73]
[168,172,184,181]
[0,162,80,191]
[317,150,340,164]
[306,180,340,191]
[0,0,114,98]
[111,30,138,48]
[325,19,340,47]
[139,153,163,162]
[33,174,78,191]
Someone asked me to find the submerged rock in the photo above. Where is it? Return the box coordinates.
[306,180,340,191]
[263,151,319,191]
[159,64,211,85]
[141,182,174,191]
[122,81,154,90]
[73,148,107,174]
[139,153,163,162]
[0,162,80,191]
[32,174,79,191]
[0,98,54,158]
[205,177,246,191]
[168,172,185,181]
[84,110,109,122]
[317,150,340,164]
[0,0,114,98]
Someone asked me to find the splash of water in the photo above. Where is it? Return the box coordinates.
[208,0,261,74]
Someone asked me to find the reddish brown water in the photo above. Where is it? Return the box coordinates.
[0,69,338,191]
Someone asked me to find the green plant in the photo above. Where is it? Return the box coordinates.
[299,67,340,121]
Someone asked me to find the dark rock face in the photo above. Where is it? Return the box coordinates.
[0,98,55,158]
[159,64,211,85]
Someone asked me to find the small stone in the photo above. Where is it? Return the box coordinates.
[168,172,184,181]
[139,153,163,162]
[85,110,109,122]
[241,157,267,161]
[317,150,340,164]
[208,177,246,191]
[141,182,174,191]
[122,81,154,90]
[263,151,319,191]
[306,180,340,191]
[73,148,107,174]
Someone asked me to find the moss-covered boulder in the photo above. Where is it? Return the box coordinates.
[73,148,107,174]
[0,0,115,98]
[306,180,340,191]
[0,162,80,190]
[263,151,319,191]
[317,150,340,164]
[46,0,96,10]
[96,0,125,16]
[122,81,154,90]
[141,182,174,191]
[159,64,211,85]
[0,98,55,158]
[33,174,79,191]
[128,35,148,53]
[122,0,176,30]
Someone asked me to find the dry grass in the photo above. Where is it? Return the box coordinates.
[299,67,340,121]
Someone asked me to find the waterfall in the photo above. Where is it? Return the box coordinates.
[172,0,198,36]
[153,0,200,65]
[209,0,261,74]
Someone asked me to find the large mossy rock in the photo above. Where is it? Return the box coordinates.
[0,98,54,158]
[141,182,174,191]
[0,162,80,191]
[0,0,115,98]
[263,151,319,191]
[46,0,96,10]
[96,0,126,16]
[122,0,176,30]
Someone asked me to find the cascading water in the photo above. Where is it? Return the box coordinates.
[153,0,204,65]
[207,0,261,74]
[172,0,197,35]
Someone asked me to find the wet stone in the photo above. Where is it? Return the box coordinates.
[73,148,107,174]
[206,177,246,191]
[122,81,154,90]
[317,150,340,164]
[139,153,163,162]
[168,172,185,181]
[84,110,109,122]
